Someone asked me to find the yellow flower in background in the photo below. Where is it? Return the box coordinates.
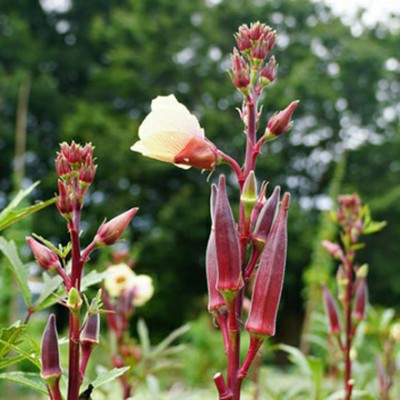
[131,95,217,170]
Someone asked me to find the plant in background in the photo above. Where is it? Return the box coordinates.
[132,22,298,400]
[102,251,188,399]
[26,142,138,400]
[322,193,386,400]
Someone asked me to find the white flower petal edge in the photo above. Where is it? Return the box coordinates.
[131,95,204,169]
[132,275,154,307]
[104,263,136,298]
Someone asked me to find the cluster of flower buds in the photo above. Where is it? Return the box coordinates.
[55,141,97,218]
[206,173,290,336]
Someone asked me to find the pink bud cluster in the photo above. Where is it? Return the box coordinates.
[56,141,97,218]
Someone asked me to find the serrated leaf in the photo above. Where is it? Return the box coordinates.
[137,319,151,356]
[0,238,31,307]
[0,355,26,369]
[0,337,40,368]
[32,274,64,310]
[152,324,190,358]
[0,322,26,359]
[91,366,130,389]
[0,372,47,394]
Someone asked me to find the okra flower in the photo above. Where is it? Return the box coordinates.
[131,95,218,170]
[104,263,137,298]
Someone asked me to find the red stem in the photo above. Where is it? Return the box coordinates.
[217,150,243,187]
[48,378,63,400]
[226,298,240,400]
[67,310,81,400]
[67,209,84,400]
[344,255,354,400]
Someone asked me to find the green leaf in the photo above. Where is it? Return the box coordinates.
[81,270,107,291]
[0,322,26,359]
[0,182,55,231]
[91,366,130,389]
[0,337,40,368]
[0,238,32,307]
[0,355,26,370]
[137,319,151,356]
[0,372,47,394]
[276,344,311,376]
[32,274,63,310]
[152,323,190,358]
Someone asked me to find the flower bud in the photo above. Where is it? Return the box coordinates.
[95,208,138,246]
[241,171,257,220]
[249,181,268,229]
[252,186,281,247]
[245,192,290,337]
[55,153,71,179]
[260,56,277,86]
[230,49,250,91]
[80,312,100,378]
[265,100,299,140]
[235,24,252,52]
[353,278,368,321]
[67,287,83,311]
[26,237,61,271]
[56,180,73,219]
[322,240,344,260]
[173,136,218,170]
[356,264,368,279]
[322,285,342,335]
[214,175,243,298]
[206,230,226,311]
[41,314,62,383]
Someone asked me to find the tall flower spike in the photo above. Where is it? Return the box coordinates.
[26,237,61,271]
[131,95,217,170]
[246,192,290,336]
[41,314,62,399]
[214,175,243,298]
[95,208,138,246]
[322,285,342,335]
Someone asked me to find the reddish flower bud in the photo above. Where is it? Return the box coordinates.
[251,40,269,60]
[248,22,263,41]
[235,25,252,51]
[214,175,243,297]
[55,153,71,179]
[253,186,281,247]
[249,181,268,229]
[265,101,299,139]
[173,136,218,170]
[206,230,226,311]
[322,285,342,335]
[245,192,290,337]
[41,314,62,382]
[79,164,97,186]
[95,208,138,246]
[322,240,344,260]
[56,180,73,218]
[260,56,277,85]
[80,312,100,378]
[230,49,250,90]
[353,278,368,321]
[26,237,61,271]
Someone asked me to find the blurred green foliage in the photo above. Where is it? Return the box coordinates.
[0,0,399,343]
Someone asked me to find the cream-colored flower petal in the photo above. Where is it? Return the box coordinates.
[139,95,204,139]
[132,274,154,307]
[104,263,136,298]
